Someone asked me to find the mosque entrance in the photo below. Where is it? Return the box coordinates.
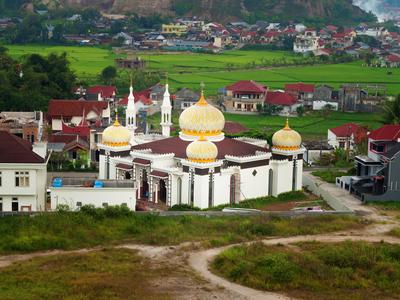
[141,170,149,199]
[159,179,167,204]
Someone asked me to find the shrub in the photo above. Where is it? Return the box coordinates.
[169,204,201,211]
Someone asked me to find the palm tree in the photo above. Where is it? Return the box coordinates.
[383,95,400,125]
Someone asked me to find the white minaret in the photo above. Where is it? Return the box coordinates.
[126,81,137,145]
[160,83,172,137]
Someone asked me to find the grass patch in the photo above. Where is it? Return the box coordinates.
[312,170,348,184]
[211,241,400,300]
[0,248,173,299]
[0,208,366,254]
[206,191,309,211]
[368,201,400,211]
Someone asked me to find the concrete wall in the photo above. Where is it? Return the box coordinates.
[50,187,137,211]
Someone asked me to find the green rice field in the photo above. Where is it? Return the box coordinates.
[5,45,400,95]
[5,44,123,78]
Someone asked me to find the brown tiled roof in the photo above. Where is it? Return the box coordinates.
[150,170,169,178]
[116,163,133,170]
[132,137,269,159]
[0,131,44,163]
[224,121,248,134]
[48,99,108,118]
[133,158,151,165]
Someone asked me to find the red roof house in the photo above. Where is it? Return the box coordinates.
[0,131,44,163]
[368,125,400,141]
[265,91,297,106]
[86,85,117,99]
[285,83,315,100]
[48,100,109,119]
[226,80,267,94]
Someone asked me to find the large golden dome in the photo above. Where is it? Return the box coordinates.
[102,118,131,147]
[186,136,218,163]
[272,119,302,151]
[179,91,225,141]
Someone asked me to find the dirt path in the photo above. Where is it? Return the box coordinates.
[1,189,400,299]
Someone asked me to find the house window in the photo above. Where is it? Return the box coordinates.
[15,172,29,187]
[0,197,2,212]
[12,197,18,211]
[371,143,385,153]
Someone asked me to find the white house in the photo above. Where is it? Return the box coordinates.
[294,30,322,53]
[327,123,367,151]
[0,131,47,212]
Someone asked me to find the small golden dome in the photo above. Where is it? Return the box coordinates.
[272,119,302,151]
[179,91,225,141]
[102,117,131,147]
[186,135,218,163]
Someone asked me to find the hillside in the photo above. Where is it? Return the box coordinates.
[2,0,376,24]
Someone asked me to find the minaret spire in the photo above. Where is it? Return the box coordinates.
[126,74,137,145]
[160,74,172,137]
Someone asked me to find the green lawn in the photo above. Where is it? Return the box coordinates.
[212,241,400,300]
[5,44,123,78]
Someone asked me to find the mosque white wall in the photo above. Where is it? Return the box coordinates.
[99,155,106,179]
[50,187,137,211]
[239,165,270,200]
[194,174,210,209]
[294,159,303,191]
[214,172,232,206]
[271,160,293,196]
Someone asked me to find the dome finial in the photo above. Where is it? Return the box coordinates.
[114,108,121,126]
[284,118,290,130]
[197,82,208,106]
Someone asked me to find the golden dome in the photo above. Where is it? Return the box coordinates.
[102,117,131,147]
[272,119,302,151]
[186,135,218,163]
[179,91,225,141]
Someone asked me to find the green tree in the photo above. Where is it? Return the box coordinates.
[382,95,400,125]
[101,66,117,85]
[296,106,305,117]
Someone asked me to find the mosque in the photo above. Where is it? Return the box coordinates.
[97,83,305,210]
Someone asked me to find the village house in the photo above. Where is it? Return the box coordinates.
[223,80,268,113]
[327,123,368,151]
[0,111,44,143]
[0,131,48,212]
[162,23,188,36]
[47,99,111,132]
[86,85,117,102]
[173,88,199,110]
[294,29,322,53]
[338,125,400,202]
[265,91,300,115]
[285,83,315,107]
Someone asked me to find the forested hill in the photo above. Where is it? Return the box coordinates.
[1,0,376,25]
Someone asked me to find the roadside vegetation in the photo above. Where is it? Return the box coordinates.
[0,248,174,299]
[311,170,349,184]
[0,206,366,254]
[211,241,400,300]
